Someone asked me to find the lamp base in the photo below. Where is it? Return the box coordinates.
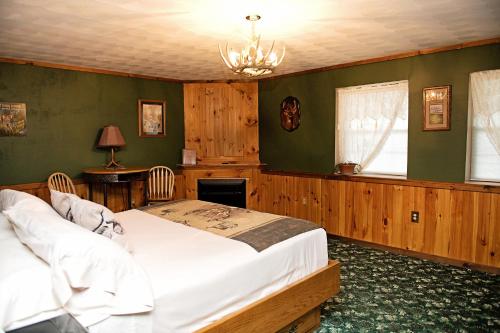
[104,160,126,169]
[105,147,126,169]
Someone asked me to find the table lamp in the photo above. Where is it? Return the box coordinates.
[97,125,126,169]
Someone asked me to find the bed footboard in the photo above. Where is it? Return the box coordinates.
[196,260,340,333]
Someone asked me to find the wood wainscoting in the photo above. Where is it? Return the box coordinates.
[0,174,186,212]
[253,171,500,269]
[4,170,499,269]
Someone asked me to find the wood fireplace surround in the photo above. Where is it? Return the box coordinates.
[180,82,262,209]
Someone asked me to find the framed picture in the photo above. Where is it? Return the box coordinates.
[423,86,451,131]
[138,99,166,137]
[0,102,27,136]
[182,149,197,165]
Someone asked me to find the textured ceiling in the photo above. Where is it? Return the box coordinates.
[0,0,499,81]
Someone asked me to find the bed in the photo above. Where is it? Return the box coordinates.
[0,190,340,333]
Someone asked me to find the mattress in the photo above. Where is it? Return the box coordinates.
[103,208,328,333]
[2,207,327,333]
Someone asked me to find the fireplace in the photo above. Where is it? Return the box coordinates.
[197,179,246,208]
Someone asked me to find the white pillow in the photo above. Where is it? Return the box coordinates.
[0,189,58,214]
[0,212,62,331]
[50,189,76,220]
[50,190,129,249]
[3,199,154,320]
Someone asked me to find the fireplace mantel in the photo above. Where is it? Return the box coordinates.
[178,163,264,170]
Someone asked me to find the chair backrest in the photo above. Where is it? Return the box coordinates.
[148,166,175,201]
[47,172,76,194]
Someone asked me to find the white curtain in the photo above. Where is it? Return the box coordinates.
[335,80,408,172]
[471,70,500,155]
[470,69,500,182]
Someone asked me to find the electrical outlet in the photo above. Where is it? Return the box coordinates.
[302,197,307,205]
[411,211,419,223]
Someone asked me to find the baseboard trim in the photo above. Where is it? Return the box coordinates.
[328,234,499,275]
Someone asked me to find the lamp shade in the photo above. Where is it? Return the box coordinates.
[97,125,126,147]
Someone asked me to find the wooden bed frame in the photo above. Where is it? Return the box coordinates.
[2,186,341,333]
[197,260,340,333]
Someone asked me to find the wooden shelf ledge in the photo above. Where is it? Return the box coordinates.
[261,169,500,194]
[178,163,266,170]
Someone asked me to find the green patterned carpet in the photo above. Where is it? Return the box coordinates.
[318,238,500,332]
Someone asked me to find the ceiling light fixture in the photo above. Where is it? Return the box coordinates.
[219,14,285,77]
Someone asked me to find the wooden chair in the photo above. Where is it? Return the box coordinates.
[148,166,175,203]
[47,172,76,194]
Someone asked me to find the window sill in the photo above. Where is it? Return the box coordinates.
[341,173,407,180]
[465,180,500,187]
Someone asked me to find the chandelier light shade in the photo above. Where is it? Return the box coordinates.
[219,15,285,77]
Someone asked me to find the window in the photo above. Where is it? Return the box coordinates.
[468,69,500,182]
[335,80,408,176]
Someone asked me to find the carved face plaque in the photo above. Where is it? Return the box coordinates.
[280,96,301,132]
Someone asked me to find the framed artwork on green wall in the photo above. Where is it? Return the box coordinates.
[423,86,451,131]
[0,102,27,136]
[138,99,166,137]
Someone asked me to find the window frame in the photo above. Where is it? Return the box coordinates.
[335,80,409,178]
[466,70,500,184]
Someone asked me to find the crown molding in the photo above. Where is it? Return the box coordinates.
[259,37,500,81]
[1,37,498,83]
[0,57,183,83]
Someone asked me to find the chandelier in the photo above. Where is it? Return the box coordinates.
[219,15,285,77]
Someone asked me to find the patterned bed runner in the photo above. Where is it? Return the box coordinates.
[140,200,320,252]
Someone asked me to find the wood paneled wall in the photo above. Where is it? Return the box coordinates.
[253,172,500,269]
[183,83,259,164]
[1,174,186,212]
[1,180,90,204]
[5,170,498,269]
[254,173,322,224]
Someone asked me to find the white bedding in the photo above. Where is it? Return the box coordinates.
[2,206,327,333]
[103,209,328,333]
[0,213,65,331]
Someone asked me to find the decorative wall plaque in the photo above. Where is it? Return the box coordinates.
[280,96,301,132]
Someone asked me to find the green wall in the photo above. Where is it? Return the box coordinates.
[259,44,500,182]
[0,63,184,184]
